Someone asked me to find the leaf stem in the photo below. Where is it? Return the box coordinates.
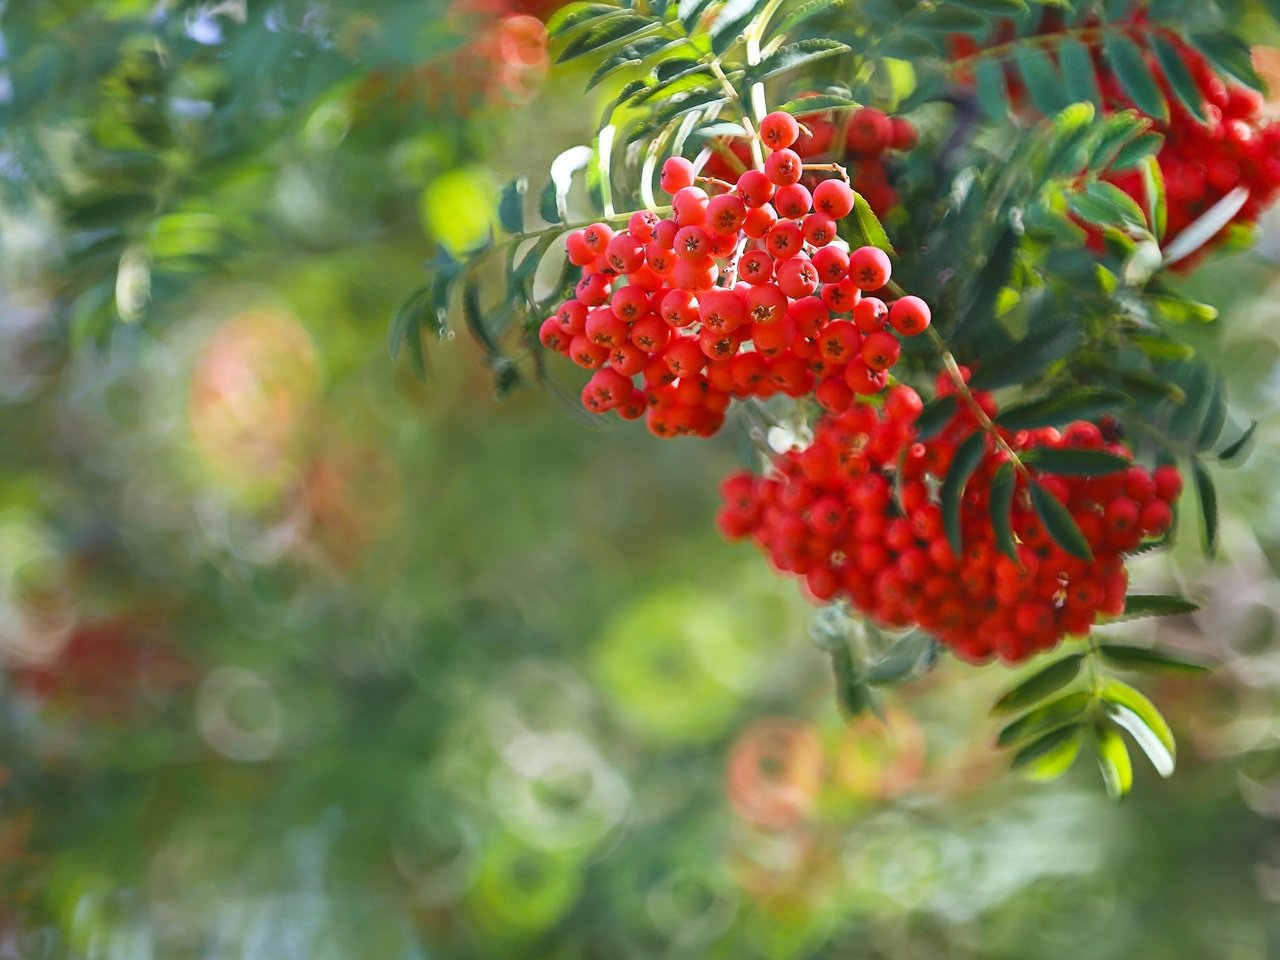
[802,162,850,183]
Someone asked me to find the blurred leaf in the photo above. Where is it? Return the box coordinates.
[989,461,1018,562]
[1113,594,1201,621]
[1022,448,1130,476]
[1098,644,1211,675]
[548,3,624,38]
[1162,186,1249,266]
[1069,180,1147,231]
[1190,31,1266,91]
[1192,458,1218,555]
[1151,34,1207,122]
[777,93,860,114]
[1094,722,1133,799]
[1218,420,1258,463]
[1196,373,1226,452]
[997,388,1130,430]
[1104,33,1167,121]
[1139,156,1166,239]
[998,691,1092,747]
[1100,678,1176,777]
[968,322,1080,391]
[975,58,1008,121]
[915,395,957,440]
[1015,44,1069,116]
[1030,479,1093,560]
[498,178,527,235]
[992,654,1084,715]
[864,631,935,685]
[557,14,656,62]
[941,432,987,555]
[1059,39,1103,108]
[1111,131,1164,171]
[1013,724,1085,780]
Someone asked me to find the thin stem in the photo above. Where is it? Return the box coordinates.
[803,162,850,183]
[697,174,736,192]
[708,58,764,169]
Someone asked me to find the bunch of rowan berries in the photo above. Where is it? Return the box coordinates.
[703,104,917,216]
[1102,39,1280,258]
[717,371,1183,664]
[540,110,934,438]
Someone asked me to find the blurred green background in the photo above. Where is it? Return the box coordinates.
[2,3,1280,958]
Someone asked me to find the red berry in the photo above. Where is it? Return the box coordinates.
[889,296,931,336]
[764,148,803,186]
[812,178,855,219]
[660,156,696,194]
[849,246,892,290]
[760,111,801,151]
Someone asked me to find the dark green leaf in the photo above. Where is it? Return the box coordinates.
[557,14,655,62]
[1022,447,1130,476]
[538,180,562,225]
[1104,33,1167,121]
[1111,131,1164,170]
[1151,34,1206,122]
[988,461,1018,563]
[388,286,429,363]
[831,644,875,719]
[1030,480,1093,560]
[942,432,988,555]
[967,322,1080,391]
[1114,594,1201,621]
[916,6,987,32]
[777,93,860,114]
[1190,31,1266,91]
[1059,37,1103,108]
[960,0,1027,12]
[1192,458,1218,555]
[498,178,526,235]
[747,39,849,83]
[1218,420,1258,462]
[548,2,623,38]
[1196,373,1226,452]
[1012,724,1085,779]
[1100,678,1176,777]
[1098,644,1211,675]
[975,58,1009,121]
[1015,43,1069,116]
[1094,722,1133,799]
[991,654,1085,715]
[997,388,1130,430]
[709,0,761,54]
[915,395,957,440]
[462,279,501,357]
[997,691,1092,747]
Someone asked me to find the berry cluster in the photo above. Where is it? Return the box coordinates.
[717,376,1182,663]
[703,104,917,216]
[1102,38,1280,259]
[540,111,934,438]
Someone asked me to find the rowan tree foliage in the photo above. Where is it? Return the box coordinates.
[401,0,1279,795]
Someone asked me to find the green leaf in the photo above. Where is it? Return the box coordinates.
[864,630,935,685]
[1196,373,1227,452]
[777,93,859,114]
[991,654,1085,715]
[997,388,1130,430]
[1030,480,1093,560]
[975,58,1009,121]
[538,180,562,225]
[1218,420,1258,462]
[997,691,1092,747]
[1100,678,1176,777]
[1094,723,1133,799]
[677,0,717,30]
[388,286,429,364]
[747,39,849,84]
[1151,34,1206,122]
[1015,43,1069,116]
[989,461,1018,563]
[547,2,622,38]
[915,6,987,32]
[1114,594,1201,621]
[1098,644,1211,675]
[1021,447,1130,476]
[498,178,527,235]
[941,432,988,555]
[1059,38,1103,108]
[1139,155,1167,240]
[960,0,1027,10]
[709,0,761,54]
[831,643,875,719]
[967,322,1080,391]
[849,191,894,253]
[1111,131,1164,171]
[1104,33,1167,122]
[1013,725,1085,780]
[915,395,957,441]
[771,0,845,42]
[1069,180,1148,232]
[1190,31,1266,91]
[1192,458,1218,555]
[1149,294,1218,325]
[557,14,655,62]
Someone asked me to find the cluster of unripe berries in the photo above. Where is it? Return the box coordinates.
[717,373,1183,664]
[1103,38,1280,258]
[703,104,916,216]
[540,110,934,438]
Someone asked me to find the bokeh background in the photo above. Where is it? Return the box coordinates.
[2,3,1280,958]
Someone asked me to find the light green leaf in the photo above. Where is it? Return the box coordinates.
[1094,723,1133,799]
[1100,678,1176,777]
[1014,725,1086,781]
